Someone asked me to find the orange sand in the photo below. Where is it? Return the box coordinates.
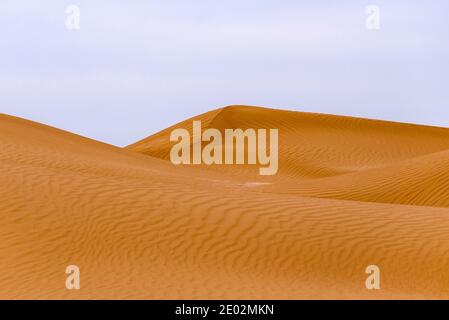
[2,105,449,299]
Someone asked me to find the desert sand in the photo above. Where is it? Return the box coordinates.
[2,105,449,299]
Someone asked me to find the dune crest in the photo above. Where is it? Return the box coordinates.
[2,107,449,299]
[129,106,449,180]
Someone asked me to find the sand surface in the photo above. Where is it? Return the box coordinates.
[2,105,449,299]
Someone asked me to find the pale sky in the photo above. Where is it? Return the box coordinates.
[1,1,448,146]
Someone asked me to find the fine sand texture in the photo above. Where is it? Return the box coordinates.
[2,105,449,299]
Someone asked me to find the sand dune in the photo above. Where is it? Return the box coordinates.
[2,106,449,299]
[129,105,449,179]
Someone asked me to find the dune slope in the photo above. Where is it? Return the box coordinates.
[128,105,449,181]
[2,107,449,299]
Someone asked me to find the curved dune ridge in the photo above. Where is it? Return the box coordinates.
[2,106,449,299]
[129,105,449,181]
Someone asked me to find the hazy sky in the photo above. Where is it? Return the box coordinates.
[1,1,448,146]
